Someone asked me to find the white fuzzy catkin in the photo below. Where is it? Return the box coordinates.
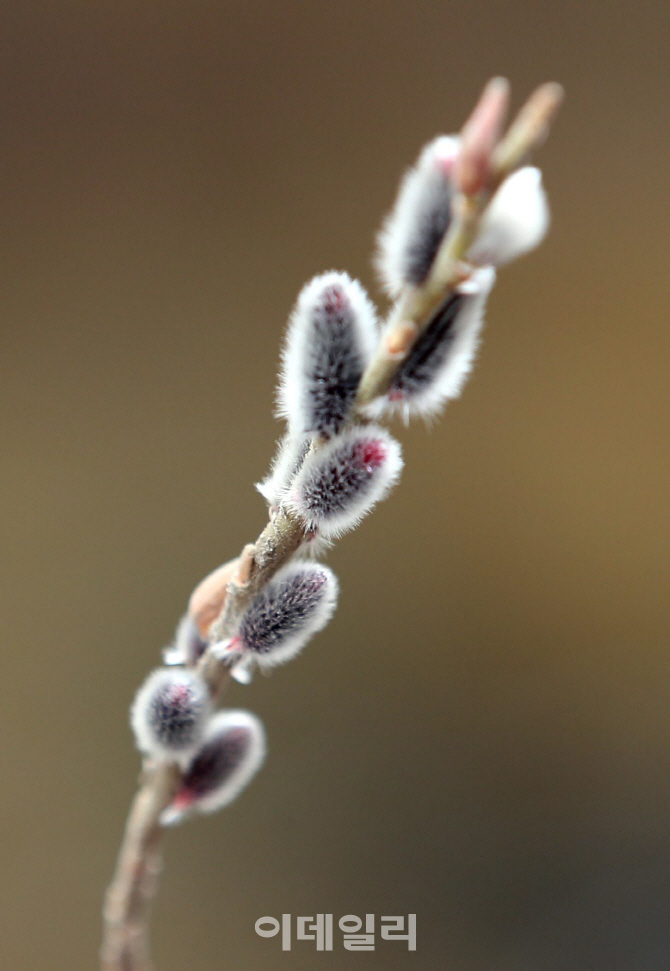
[256,434,334,557]
[288,426,403,538]
[277,271,378,438]
[160,710,266,824]
[163,613,208,667]
[235,561,339,668]
[376,135,460,297]
[256,431,312,509]
[130,667,211,763]
[366,266,496,420]
[468,167,549,267]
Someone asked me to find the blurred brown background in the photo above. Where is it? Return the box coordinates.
[1,2,668,969]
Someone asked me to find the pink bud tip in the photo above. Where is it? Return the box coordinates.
[457,77,510,196]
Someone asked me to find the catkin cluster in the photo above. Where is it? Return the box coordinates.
[130,125,550,824]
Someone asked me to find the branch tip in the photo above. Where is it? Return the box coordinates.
[457,76,510,196]
[492,81,564,178]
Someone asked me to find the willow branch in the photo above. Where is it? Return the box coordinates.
[101,77,562,971]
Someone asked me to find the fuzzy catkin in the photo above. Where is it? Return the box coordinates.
[468,167,549,267]
[165,614,208,667]
[235,561,339,667]
[161,710,266,823]
[277,272,378,438]
[370,266,496,419]
[391,290,466,398]
[376,135,460,296]
[288,426,403,538]
[256,431,312,509]
[130,668,210,761]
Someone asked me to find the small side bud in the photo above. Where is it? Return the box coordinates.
[130,668,210,762]
[256,432,312,509]
[160,710,266,825]
[288,427,403,538]
[376,136,460,297]
[367,266,496,420]
[277,272,378,438]
[163,614,208,666]
[187,557,239,638]
[468,167,549,267]
[234,562,339,668]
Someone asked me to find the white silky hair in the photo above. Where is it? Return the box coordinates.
[130,667,211,765]
[162,613,207,667]
[277,271,379,438]
[375,135,460,298]
[365,266,496,421]
[468,167,549,267]
[288,426,403,539]
[237,561,339,669]
[160,710,267,823]
[256,431,312,508]
[256,435,335,558]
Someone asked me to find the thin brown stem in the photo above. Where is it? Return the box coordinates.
[101,763,181,971]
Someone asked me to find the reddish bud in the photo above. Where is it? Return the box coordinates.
[161,710,266,824]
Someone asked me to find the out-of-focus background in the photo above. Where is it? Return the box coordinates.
[1,2,668,969]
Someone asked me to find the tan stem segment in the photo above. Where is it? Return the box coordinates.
[101,763,181,971]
